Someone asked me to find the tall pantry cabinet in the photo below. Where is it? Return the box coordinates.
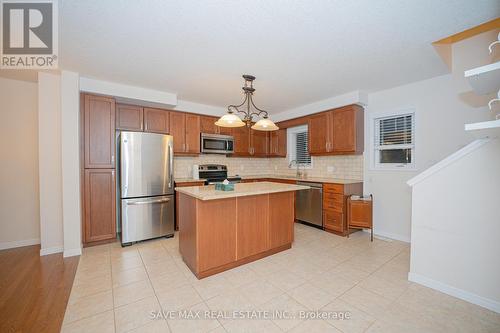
[81,94,117,244]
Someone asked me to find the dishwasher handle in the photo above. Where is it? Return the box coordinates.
[297,181,323,189]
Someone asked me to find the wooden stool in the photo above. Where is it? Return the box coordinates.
[347,195,373,241]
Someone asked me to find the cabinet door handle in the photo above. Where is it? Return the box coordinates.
[186,142,189,152]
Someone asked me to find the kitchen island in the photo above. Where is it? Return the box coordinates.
[176,182,308,279]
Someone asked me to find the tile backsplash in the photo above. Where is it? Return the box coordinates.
[174,154,363,180]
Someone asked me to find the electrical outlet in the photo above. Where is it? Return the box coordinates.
[240,165,244,170]
[327,166,335,173]
[274,165,278,171]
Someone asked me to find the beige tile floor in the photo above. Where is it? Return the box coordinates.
[62,224,500,333]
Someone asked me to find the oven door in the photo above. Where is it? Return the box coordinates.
[201,134,234,154]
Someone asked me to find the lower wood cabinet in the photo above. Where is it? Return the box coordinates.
[322,182,363,236]
[323,210,343,233]
[84,169,116,243]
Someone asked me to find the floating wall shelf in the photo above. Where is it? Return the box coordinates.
[465,119,500,138]
[464,61,500,95]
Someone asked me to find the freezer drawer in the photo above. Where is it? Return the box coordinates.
[121,195,174,244]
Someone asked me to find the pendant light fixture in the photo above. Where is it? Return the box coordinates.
[215,75,279,131]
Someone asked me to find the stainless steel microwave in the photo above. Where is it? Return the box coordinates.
[200,133,234,154]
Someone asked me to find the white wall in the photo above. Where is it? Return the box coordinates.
[38,72,64,255]
[0,77,40,249]
[363,30,498,242]
[61,71,82,257]
[408,138,500,313]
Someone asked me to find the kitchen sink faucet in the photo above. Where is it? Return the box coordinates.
[288,160,306,178]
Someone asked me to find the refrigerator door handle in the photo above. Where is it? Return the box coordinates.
[169,143,173,188]
[127,198,171,205]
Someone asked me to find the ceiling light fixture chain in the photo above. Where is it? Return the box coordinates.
[215,75,279,131]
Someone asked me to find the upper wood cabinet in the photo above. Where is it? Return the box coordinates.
[308,105,364,156]
[170,111,186,153]
[200,115,233,136]
[332,105,364,154]
[116,104,143,131]
[269,129,287,157]
[200,116,218,134]
[308,112,332,154]
[232,125,251,156]
[170,112,200,155]
[218,125,233,136]
[144,108,169,134]
[84,94,116,169]
[185,114,201,154]
[84,169,116,243]
[250,128,268,157]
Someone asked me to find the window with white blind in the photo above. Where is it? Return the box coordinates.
[373,112,415,170]
[287,125,312,168]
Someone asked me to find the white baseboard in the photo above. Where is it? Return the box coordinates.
[362,229,411,243]
[40,246,64,256]
[408,272,500,314]
[64,247,82,257]
[0,238,40,250]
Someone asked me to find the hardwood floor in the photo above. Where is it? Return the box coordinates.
[0,245,79,333]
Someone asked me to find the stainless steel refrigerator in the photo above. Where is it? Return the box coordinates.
[118,131,174,245]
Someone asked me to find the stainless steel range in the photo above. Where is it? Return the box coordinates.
[198,164,241,185]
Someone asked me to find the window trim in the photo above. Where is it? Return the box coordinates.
[287,125,313,169]
[369,108,417,171]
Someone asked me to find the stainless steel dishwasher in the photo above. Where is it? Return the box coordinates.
[296,181,323,227]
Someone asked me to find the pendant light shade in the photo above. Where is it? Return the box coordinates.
[215,112,245,127]
[217,75,279,131]
[251,117,279,131]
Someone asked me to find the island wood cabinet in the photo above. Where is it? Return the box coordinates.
[174,180,205,231]
[144,108,170,134]
[170,112,200,155]
[200,116,232,135]
[308,105,364,155]
[82,94,117,245]
[84,169,116,243]
[269,128,287,157]
[322,182,363,236]
[178,191,294,278]
[116,104,143,131]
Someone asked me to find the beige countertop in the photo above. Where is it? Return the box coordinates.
[236,174,363,184]
[175,181,309,201]
[174,178,207,183]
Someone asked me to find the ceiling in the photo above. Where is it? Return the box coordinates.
[60,0,499,114]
